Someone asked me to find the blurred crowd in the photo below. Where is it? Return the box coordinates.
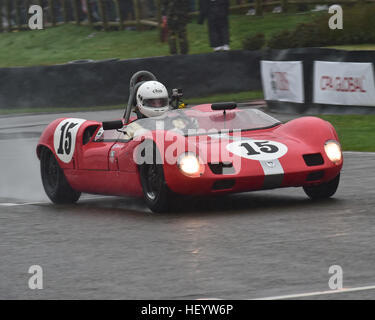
[1,0,199,26]
[1,0,234,55]
[2,1,144,25]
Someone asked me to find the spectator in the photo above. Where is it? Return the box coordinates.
[190,0,196,12]
[198,0,230,52]
[118,0,134,21]
[3,0,15,27]
[77,0,88,22]
[84,0,115,22]
[89,0,116,21]
[87,0,101,22]
[162,0,190,55]
[144,0,156,18]
[53,0,64,23]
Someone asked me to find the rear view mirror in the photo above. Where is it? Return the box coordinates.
[211,102,237,111]
[102,120,123,131]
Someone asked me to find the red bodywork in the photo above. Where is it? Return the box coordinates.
[36,105,343,198]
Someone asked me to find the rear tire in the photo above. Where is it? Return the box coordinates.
[40,148,81,204]
[303,174,340,200]
[138,141,173,213]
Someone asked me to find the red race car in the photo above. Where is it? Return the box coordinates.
[37,72,343,212]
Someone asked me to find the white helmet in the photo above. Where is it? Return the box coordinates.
[136,81,170,118]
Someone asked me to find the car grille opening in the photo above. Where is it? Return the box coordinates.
[303,153,324,166]
[208,162,235,175]
[306,171,325,181]
[212,179,235,190]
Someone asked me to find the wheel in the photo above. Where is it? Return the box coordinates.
[40,148,81,204]
[303,174,340,200]
[138,142,173,213]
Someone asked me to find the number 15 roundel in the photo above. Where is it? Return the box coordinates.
[53,118,86,163]
[226,139,288,161]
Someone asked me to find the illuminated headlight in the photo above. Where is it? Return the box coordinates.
[324,140,342,164]
[178,153,202,177]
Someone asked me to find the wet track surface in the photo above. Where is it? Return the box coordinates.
[1,110,375,299]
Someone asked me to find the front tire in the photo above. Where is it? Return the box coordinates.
[303,174,340,200]
[138,142,173,213]
[40,148,81,204]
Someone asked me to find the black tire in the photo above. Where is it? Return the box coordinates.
[138,142,173,213]
[40,148,81,204]
[303,174,340,200]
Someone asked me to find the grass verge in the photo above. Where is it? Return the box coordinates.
[329,44,375,51]
[319,115,375,152]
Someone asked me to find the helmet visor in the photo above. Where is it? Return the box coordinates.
[143,98,169,109]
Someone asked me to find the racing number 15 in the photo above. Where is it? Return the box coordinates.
[57,122,78,155]
[240,141,279,155]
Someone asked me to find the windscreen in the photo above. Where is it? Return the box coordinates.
[131,108,281,137]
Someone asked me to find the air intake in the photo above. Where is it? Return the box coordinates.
[303,153,324,166]
[212,179,235,190]
[306,171,325,181]
[208,162,235,175]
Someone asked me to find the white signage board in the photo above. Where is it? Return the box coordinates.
[313,61,375,106]
[261,60,305,103]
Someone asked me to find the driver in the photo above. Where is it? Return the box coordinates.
[123,81,170,140]
[123,81,197,140]
[135,81,170,119]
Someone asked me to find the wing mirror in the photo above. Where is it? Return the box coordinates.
[211,102,237,111]
[102,120,123,130]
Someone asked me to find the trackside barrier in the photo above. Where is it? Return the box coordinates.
[2,48,375,114]
[263,48,375,114]
[0,50,262,110]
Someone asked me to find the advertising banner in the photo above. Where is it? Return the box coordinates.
[261,60,305,103]
[313,61,375,106]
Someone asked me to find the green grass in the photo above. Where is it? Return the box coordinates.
[0,13,320,68]
[329,44,375,51]
[185,90,263,104]
[319,115,375,152]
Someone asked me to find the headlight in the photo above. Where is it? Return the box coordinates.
[178,153,202,177]
[324,140,342,164]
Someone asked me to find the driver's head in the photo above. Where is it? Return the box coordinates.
[136,81,170,118]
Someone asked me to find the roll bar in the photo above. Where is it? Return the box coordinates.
[123,71,158,123]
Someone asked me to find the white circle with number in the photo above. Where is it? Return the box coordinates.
[226,139,288,161]
[54,118,86,163]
